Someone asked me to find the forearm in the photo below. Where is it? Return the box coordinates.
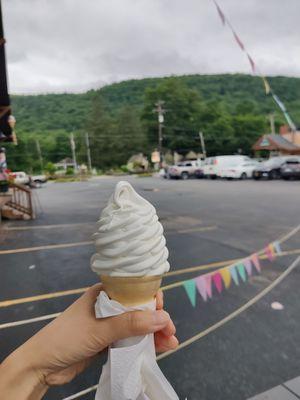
[0,348,48,400]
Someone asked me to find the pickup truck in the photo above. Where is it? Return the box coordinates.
[167,161,203,180]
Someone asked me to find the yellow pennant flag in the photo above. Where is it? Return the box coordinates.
[220,267,231,289]
[262,77,271,95]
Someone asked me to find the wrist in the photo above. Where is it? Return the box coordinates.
[0,347,48,400]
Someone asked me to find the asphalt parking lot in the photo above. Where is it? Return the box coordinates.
[0,176,300,400]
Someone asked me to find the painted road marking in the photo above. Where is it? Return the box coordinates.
[0,226,217,255]
[0,248,299,309]
[4,222,95,231]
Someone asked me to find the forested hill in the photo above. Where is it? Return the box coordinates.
[11,74,300,133]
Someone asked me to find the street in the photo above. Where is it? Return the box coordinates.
[0,176,300,400]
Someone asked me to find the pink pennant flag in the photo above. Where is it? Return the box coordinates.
[233,30,245,50]
[205,273,213,298]
[251,253,261,272]
[247,53,256,73]
[195,275,208,301]
[213,0,226,25]
[265,244,275,262]
[244,258,253,276]
[212,272,223,293]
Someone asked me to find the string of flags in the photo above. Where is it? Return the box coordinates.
[182,241,282,307]
[212,0,297,131]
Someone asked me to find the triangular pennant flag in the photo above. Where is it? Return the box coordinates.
[183,280,196,307]
[233,30,245,50]
[247,53,256,73]
[244,258,253,276]
[212,272,223,293]
[230,266,239,285]
[251,253,261,272]
[273,241,282,255]
[237,263,247,282]
[205,274,212,298]
[262,77,271,95]
[195,275,208,302]
[213,0,226,25]
[264,245,275,262]
[220,267,231,289]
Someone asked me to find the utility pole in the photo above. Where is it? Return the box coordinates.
[70,133,77,171]
[153,101,166,167]
[268,113,275,135]
[35,139,43,172]
[199,131,207,159]
[85,132,92,172]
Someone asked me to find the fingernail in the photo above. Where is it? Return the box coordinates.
[152,310,170,326]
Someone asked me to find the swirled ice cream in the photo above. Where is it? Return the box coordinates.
[91,181,170,277]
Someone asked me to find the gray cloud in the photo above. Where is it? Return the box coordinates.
[2,0,300,93]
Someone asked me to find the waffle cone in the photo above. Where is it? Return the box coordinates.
[100,275,162,306]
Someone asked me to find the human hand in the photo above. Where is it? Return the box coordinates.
[0,284,178,399]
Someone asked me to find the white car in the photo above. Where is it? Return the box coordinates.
[220,160,260,179]
[203,156,251,179]
[11,171,30,185]
[167,160,201,180]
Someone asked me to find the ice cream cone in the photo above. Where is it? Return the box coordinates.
[100,275,162,306]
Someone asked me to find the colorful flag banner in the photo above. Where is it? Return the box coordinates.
[262,77,271,95]
[230,266,239,286]
[233,31,245,50]
[244,258,252,276]
[273,241,282,255]
[195,276,208,301]
[237,263,247,282]
[183,280,196,307]
[212,271,223,293]
[213,0,226,25]
[264,245,275,262]
[251,253,261,272]
[205,274,213,298]
[247,53,256,73]
[220,267,231,289]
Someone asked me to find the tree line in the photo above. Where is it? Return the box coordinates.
[6,73,300,172]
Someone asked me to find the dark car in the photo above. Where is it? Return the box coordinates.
[280,158,300,180]
[194,168,204,179]
[252,157,294,180]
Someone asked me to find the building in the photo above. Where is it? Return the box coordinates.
[252,126,300,156]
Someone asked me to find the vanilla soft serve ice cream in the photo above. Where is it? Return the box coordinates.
[91,181,170,277]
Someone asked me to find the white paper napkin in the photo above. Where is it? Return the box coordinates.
[94,291,179,400]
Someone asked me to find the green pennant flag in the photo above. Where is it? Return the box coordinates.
[183,279,196,307]
[237,263,247,282]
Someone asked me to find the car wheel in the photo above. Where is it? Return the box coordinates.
[268,170,277,180]
[282,176,290,180]
[240,173,247,180]
[181,172,189,180]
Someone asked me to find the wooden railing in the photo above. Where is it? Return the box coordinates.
[7,182,34,219]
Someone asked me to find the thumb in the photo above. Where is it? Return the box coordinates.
[99,309,171,344]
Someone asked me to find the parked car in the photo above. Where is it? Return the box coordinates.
[220,160,260,180]
[30,174,47,184]
[167,160,201,180]
[203,156,251,179]
[11,171,30,185]
[252,156,295,180]
[280,158,300,180]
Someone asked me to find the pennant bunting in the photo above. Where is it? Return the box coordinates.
[272,94,286,112]
[205,274,213,298]
[264,245,275,262]
[183,280,196,307]
[283,111,297,131]
[212,272,223,293]
[273,241,282,255]
[244,258,253,276]
[213,0,226,25]
[237,263,247,282]
[233,31,245,50]
[247,53,256,73]
[251,253,261,272]
[262,77,271,95]
[220,267,231,289]
[230,266,239,285]
[195,276,208,301]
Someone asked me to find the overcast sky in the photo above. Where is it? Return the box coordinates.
[3,0,300,94]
